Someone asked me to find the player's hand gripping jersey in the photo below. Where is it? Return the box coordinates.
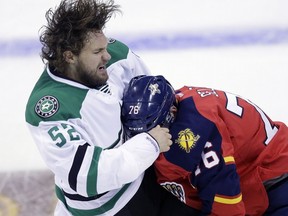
[25,39,155,216]
[155,86,288,215]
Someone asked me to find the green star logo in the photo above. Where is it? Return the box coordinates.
[35,95,59,118]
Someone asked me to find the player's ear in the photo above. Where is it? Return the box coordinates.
[63,51,75,64]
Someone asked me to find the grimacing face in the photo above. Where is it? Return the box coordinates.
[70,31,111,87]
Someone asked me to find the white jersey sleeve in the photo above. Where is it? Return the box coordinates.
[106,38,151,99]
[97,133,159,193]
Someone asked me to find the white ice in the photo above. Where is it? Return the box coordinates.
[0,0,287,171]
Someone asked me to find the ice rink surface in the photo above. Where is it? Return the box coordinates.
[0,0,288,172]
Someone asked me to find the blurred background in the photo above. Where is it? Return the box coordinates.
[0,0,287,215]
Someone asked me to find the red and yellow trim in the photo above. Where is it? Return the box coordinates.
[224,156,235,165]
[214,193,242,204]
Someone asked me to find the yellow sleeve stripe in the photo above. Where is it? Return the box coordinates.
[224,156,235,163]
[214,194,242,204]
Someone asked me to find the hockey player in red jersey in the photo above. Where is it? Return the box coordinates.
[121,75,288,216]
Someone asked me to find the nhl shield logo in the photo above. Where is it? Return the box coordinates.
[35,95,59,118]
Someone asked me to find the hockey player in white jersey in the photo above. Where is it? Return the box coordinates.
[25,0,172,215]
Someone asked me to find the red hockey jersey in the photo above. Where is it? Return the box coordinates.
[155,86,288,215]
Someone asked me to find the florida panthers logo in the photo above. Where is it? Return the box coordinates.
[148,83,161,95]
[176,128,200,153]
[161,182,186,203]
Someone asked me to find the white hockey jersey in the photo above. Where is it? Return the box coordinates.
[106,38,150,100]
[25,39,157,216]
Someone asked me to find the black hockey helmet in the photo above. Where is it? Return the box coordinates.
[121,75,175,138]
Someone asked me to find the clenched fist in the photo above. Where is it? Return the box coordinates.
[148,125,172,152]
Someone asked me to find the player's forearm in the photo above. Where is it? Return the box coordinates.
[95,132,160,193]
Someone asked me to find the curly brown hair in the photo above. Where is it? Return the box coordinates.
[39,0,120,73]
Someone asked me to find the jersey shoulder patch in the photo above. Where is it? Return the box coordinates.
[25,70,88,126]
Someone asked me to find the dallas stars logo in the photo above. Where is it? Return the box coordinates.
[176,128,200,153]
[35,95,59,118]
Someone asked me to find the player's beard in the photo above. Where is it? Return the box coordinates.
[76,62,108,88]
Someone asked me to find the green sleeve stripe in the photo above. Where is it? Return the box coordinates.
[56,183,131,215]
[87,146,102,196]
[106,40,129,67]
